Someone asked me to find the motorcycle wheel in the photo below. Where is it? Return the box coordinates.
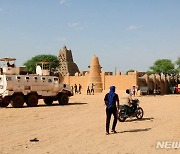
[135,107,144,119]
[118,110,127,122]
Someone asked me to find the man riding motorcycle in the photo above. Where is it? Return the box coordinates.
[118,89,143,122]
[120,89,132,115]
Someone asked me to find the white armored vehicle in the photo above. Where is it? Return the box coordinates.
[0,58,73,108]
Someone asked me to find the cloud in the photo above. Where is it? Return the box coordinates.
[68,22,80,28]
[68,22,83,30]
[59,0,67,5]
[127,25,143,31]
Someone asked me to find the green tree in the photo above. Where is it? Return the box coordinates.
[24,54,59,73]
[175,57,180,73]
[146,70,154,75]
[126,69,135,75]
[175,57,180,83]
[149,59,175,76]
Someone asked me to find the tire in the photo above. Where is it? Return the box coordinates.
[118,110,127,122]
[58,94,69,105]
[11,94,24,108]
[0,98,10,107]
[26,94,38,107]
[44,97,53,105]
[135,107,144,119]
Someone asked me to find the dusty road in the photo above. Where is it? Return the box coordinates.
[0,92,180,154]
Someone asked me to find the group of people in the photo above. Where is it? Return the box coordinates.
[72,84,82,94]
[71,83,95,95]
[7,61,15,68]
[104,86,134,135]
[148,87,161,96]
[87,83,95,95]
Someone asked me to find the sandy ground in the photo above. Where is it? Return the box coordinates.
[0,91,180,154]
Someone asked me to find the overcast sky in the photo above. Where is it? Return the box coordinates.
[0,0,180,73]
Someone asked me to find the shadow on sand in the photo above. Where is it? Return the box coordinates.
[125,117,154,122]
[7,102,88,109]
[67,102,88,106]
[118,127,151,134]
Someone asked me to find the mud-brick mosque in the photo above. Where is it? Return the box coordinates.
[58,46,176,94]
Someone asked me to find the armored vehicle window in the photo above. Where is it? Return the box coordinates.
[16,76,21,80]
[25,77,30,80]
[0,77,1,81]
[6,77,12,81]
[48,79,52,83]
[41,77,45,80]
[34,77,38,80]
[54,78,58,81]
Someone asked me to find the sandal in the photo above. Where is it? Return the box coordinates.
[111,129,117,133]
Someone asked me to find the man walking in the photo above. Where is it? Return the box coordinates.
[87,85,91,95]
[74,84,78,94]
[78,84,82,94]
[90,83,95,95]
[104,86,119,135]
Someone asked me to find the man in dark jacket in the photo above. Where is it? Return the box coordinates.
[74,84,78,94]
[104,86,119,135]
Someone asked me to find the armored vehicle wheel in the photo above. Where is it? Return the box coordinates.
[58,94,69,105]
[0,97,10,107]
[26,94,38,107]
[0,100,9,107]
[11,94,24,108]
[44,97,53,105]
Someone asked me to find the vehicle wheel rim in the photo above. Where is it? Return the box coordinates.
[118,111,126,122]
[15,97,23,105]
[27,95,38,107]
[62,96,68,103]
[136,108,143,118]
[11,95,24,108]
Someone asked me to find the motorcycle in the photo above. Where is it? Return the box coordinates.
[118,99,144,122]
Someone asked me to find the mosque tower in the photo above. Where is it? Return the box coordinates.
[58,46,79,76]
[88,55,103,93]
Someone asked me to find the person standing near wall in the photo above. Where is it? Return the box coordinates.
[158,86,161,95]
[104,86,119,135]
[87,85,91,95]
[71,86,74,95]
[78,84,82,94]
[153,89,156,96]
[74,84,78,94]
[90,83,95,95]
[132,86,136,97]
